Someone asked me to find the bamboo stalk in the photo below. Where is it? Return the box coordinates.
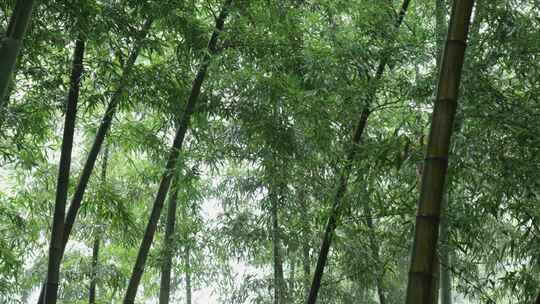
[405,1,475,303]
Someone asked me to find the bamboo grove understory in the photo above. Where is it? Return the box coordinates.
[0,0,539,303]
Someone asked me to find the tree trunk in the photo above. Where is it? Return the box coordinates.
[185,246,192,304]
[405,1,475,303]
[307,103,368,304]
[307,2,411,303]
[88,237,100,304]
[271,188,286,304]
[302,240,310,298]
[434,2,453,304]
[297,187,311,299]
[89,145,108,304]
[122,3,232,302]
[439,190,452,304]
[468,0,484,45]
[159,175,180,304]
[534,292,540,304]
[110,287,118,303]
[364,204,386,304]
[43,38,84,304]
[0,0,35,106]
[37,19,152,304]
[289,255,296,295]
[435,0,447,65]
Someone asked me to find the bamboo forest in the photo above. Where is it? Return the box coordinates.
[1,0,539,303]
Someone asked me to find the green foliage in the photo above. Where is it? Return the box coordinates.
[0,0,539,303]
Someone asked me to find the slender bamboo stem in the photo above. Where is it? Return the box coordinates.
[89,145,108,304]
[37,19,152,304]
[307,1,411,302]
[122,2,233,302]
[43,38,84,304]
[88,237,100,304]
[0,0,35,108]
[158,174,179,304]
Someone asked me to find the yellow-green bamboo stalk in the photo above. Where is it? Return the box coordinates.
[405,1,476,303]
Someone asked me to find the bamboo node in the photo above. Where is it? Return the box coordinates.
[416,213,440,222]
